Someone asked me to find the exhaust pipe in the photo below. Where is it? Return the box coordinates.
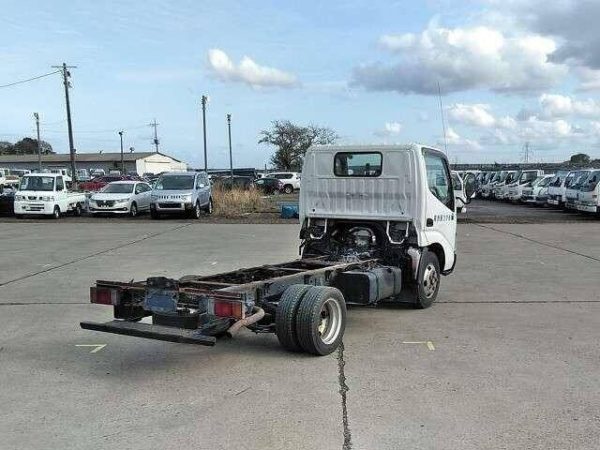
[226,307,265,337]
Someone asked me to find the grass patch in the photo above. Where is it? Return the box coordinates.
[212,186,268,217]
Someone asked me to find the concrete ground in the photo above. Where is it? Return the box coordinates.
[0,221,598,450]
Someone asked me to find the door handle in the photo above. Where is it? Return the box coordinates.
[426,218,434,227]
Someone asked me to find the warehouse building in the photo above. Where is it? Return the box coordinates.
[0,151,187,175]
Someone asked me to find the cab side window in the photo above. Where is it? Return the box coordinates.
[424,151,454,210]
[56,176,64,191]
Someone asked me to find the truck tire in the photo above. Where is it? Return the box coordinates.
[73,203,82,217]
[283,184,293,194]
[295,286,346,356]
[52,206,60,219]
[275,284,313,352]
[414,250,440,309]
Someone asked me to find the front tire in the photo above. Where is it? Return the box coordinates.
[73,203,82,217]
[129,202,138,217]
[192,201,201,219]
[414,250,441,309]
[204,197,213,215]
[295,286,346,356]
[52,206,60,219]
[283,184,293,194]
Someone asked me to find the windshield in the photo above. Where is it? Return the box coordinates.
[537,177,552,187]
[564,172,580,188]
[571,171,592,190]
[519,172,538,184]
[102,183,134,194]
[581,171,600,192]
[155,175,194,190]
[19,176,55,191]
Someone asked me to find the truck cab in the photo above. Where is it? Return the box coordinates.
[576,169,600,214]
[495,170,520,200]
[14,173,86,218]
[546,171,570,207]
[565,169,594,209]
[506,169,544,202]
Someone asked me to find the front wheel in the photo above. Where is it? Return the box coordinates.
[295,286,346,356]
[204,197,213,215]
[73,203,82,217]
[414,250,441,309]
[52,206,61,219]
[283,184,294,194]
[129,202,138,217]
[192,201,202,219]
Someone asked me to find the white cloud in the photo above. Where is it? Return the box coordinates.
[448,104,496,127]
[441,127,482,150]
[539,93,600,119]
[373,121,402,138]
[352,24,567,95]
[207,49,299,89]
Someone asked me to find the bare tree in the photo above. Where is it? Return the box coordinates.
[259,120,338,170]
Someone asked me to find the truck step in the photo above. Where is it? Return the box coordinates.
[80,320,217,346]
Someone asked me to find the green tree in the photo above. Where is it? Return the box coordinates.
[0,141,14,155]
[12,137,54,155]
[569,153,590,165]
[259,120,338,171]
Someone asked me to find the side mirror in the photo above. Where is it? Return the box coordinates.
[463,173,476,203]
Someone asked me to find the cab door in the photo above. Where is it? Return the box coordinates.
[422,149,456,271]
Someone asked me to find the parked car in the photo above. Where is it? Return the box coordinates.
[90,169,106,177]
[150,171,212,219]
[79,175,140,192]
[252,177,283,195]
[564,169,594,209]
[14,173,86,218]
[77,169,91,182]
[267,172,301,194]
[576,169,600,214]
[0,185,15,215]
[521,174,554,205]
[88,181,153,217]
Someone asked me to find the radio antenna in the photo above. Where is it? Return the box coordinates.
[437,81,448,155]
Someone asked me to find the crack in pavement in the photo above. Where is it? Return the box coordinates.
[474,223,600,263]
[337,342,353,450]
[0,223,192,288]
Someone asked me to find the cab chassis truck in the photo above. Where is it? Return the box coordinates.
[81,145,473,355]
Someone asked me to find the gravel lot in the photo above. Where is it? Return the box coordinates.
[1,220,599,449]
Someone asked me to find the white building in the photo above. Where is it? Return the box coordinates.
[0,151,187,175]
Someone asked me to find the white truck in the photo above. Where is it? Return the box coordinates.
[505,169,544,202]
[14,173,86,219]
[564,169,594,210]
[81,144,473,356]
[576,169,600,214]
[521,174,554,204]
[546,170,570,207]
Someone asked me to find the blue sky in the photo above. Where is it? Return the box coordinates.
[1,0,600,167]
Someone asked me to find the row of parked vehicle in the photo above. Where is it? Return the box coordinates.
[460,168,600,214]
[0,170,302,219]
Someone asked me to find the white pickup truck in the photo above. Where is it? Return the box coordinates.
[14,173,86,219]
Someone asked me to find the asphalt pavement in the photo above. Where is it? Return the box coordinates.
[0,221,598,449]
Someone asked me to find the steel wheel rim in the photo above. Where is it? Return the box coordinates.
[422,263,439,298]
[318,298,342,345]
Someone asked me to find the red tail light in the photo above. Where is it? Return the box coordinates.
[90,286,120,305]
[212,300,244,319]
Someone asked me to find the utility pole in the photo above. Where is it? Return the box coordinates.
[523,141,530,164]
[227,114,233,182]
[52,63,77,183]
[201,95,208,172]
[118,130,124,174]
[149,119,160,153]
[33,112,42,172]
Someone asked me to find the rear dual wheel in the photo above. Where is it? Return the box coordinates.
[276,285,346,356]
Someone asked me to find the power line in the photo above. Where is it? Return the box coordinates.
[0,70,60,89]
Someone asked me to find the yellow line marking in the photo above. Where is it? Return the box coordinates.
[402,341,435,351]
[75,344,106,353]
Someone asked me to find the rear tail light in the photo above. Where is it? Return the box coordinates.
[90,286,120,305]
[210,299,244,319]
